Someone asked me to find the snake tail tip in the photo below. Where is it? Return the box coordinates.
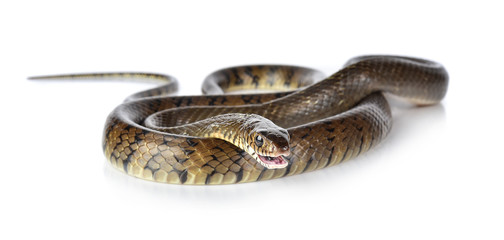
[28,76,47,80]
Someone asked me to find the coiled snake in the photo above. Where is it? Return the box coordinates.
[32,55,448,184]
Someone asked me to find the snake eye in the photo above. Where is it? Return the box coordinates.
[255,135,263,148]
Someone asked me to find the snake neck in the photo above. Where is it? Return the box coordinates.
[147,113,290,169]
[194,113,252,150]
[148,113,248,142]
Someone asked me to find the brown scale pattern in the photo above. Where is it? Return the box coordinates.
[102,55,448,184]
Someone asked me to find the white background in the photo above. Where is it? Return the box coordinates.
[1,1,503,239]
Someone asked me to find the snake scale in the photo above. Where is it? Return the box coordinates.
[32,55,448,184]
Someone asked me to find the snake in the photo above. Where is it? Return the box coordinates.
[31,55,448,185]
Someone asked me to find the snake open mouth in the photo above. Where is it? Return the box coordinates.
[257,155,288,169]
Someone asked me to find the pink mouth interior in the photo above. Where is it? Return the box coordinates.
[258,155,288,166]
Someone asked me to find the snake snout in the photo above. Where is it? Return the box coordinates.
[279,146,290,157]
[272,144,290,157]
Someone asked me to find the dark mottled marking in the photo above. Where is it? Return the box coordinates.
[205,174,211,185]
[257,167,267,181]
[144,161,157,172]
[147,100,159,109]
[179,98,191,107]
[174,155,188,163]
[267,66,279,75]
[241,96,253,104]
[180,169,188,184]
[208,97,217,106]
[325,147,334,168]
[302,156,314,173]
[232,69,244,85]
[186,138,198,147]
[235,168,244,183]
[357,136,364,155]
[184,149,195,155]
[207,96,227,105]
[326,127,335,133]
[123,157,130,173]
[252,76,260,88]
[220,97,228,105]
[327,136,335,142]
[286,68,294,80]
[275,92,291,98]
[300,133,309,139]
[369,134,375,149]
[244,67,254,78]
[239,150,249,157]
[283,69,294,87]
[236,149,247,155]
[282,157,293,177]
[341,147,350,162]
[185,97,193,106]
[232,134,239,146]
[266,66,278,86]
[221,70,231,87]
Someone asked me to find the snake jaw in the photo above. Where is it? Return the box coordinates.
[255,141,290,169]
[245,143,289,169]
[257,154,288,169]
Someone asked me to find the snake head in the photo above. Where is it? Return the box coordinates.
[243,115,290,169]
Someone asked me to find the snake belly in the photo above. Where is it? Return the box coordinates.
[102,55,448,184]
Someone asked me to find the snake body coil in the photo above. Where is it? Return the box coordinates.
[33,55,449,184]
